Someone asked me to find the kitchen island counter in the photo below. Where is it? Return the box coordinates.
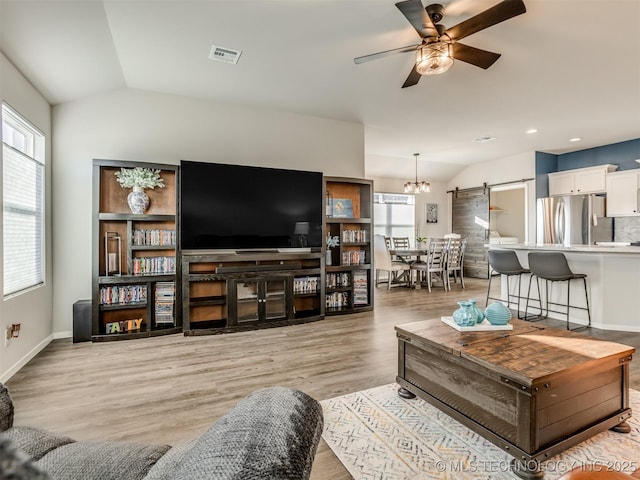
[490,243,640,331]
[503,243,640,254]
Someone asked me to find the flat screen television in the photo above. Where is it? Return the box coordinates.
[180,160,324,251]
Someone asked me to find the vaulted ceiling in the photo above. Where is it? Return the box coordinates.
[1,0,639,181]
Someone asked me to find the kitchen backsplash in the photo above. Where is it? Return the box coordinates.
[614,217,640,242]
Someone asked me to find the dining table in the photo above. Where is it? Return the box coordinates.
[388,249,429,262]
[388,248,429,288]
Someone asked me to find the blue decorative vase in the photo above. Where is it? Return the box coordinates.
[468,299,485,324]
[484,301,512,325]
[127,186,149,214]
[452,301,476,327]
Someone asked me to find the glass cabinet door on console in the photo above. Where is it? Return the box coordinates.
[229,277,288,325]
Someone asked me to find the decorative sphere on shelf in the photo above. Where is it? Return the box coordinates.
[484,301,512,325]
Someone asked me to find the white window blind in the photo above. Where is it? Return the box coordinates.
[373,193,415,241]
[2,104,45,297]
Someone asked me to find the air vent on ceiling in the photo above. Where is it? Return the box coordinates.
[474,136,496,143]
[208,45,242,64]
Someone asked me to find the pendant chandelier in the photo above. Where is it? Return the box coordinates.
[404,153,431,193]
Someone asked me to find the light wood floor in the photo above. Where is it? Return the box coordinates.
[6,276,640,479]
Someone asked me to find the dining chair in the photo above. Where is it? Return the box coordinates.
[410,238,448,292]
[445,238,466,290]
[374,234,411,290]
[392,237,414,263]
[392,237,410,249]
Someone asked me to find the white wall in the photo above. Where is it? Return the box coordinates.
[51,87,365,335]
[369,176,451,240]
[0,53,53,382]
[490,188,525,239]
[446,152,535,190]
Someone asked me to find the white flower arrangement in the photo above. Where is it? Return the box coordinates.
[326,235,340,249]
[115,167,165,189]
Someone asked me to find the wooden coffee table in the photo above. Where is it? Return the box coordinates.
[395,318,634,479]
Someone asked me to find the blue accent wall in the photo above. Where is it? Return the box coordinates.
[535,152,557,198]
[557,138,640,172]
[535,138,640,198]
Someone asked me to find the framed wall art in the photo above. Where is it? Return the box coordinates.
[426,203,438,223]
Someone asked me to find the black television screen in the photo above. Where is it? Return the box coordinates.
[180,161,324,251]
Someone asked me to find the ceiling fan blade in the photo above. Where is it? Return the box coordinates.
[354,43,421,64]
[451,42,501,69]
[395,0,439,39]
[402,65,422,88]
[444,0,526,41]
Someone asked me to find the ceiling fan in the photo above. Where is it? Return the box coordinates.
[354,0,526,88]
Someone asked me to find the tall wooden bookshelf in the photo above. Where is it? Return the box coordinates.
[91,159,181,341]
[325,177,374,315]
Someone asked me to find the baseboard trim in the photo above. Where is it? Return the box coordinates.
[0,334,53,383]
[53,330,72,339]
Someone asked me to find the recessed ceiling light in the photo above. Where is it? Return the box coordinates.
[526,128,538,134]
[474,136,496,143]
[569,137,582,142]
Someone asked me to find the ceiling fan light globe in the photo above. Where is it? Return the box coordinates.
[415,43,453,76]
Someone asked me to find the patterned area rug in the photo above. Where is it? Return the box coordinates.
[321,383,640,480]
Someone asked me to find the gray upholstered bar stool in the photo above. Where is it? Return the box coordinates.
[486,249,533,319]
[525,251,591,331]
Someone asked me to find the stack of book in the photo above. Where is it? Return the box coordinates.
[131,256,176,275]
[132,229,176,246]
[342,250,366,266]
[293,276,319,294]
[353,270,368,305]
[100,285,147,305]
[326,272,351,288]
[326,291,350,309]
[154,282,175,326]
[342,229,368,243]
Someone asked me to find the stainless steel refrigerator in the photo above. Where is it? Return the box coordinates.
[536,195,612,245]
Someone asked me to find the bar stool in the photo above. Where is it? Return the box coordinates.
[525,251,591,331]
[486,249,533,319]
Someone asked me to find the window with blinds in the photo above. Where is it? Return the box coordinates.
[2,104,45,297]
[373,193,416,241]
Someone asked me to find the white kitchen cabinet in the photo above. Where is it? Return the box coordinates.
[548,164,618,196]
[606,170,640,216]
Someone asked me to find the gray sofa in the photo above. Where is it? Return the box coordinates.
[0,383,324,479]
